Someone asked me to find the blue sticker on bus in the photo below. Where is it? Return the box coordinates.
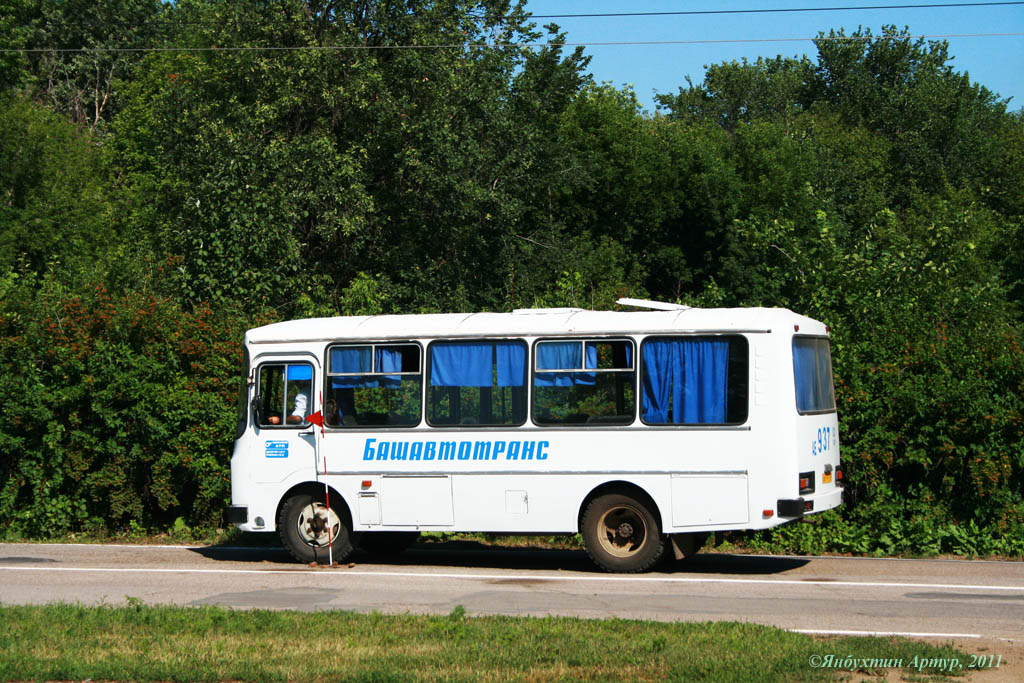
[265,441,289,458]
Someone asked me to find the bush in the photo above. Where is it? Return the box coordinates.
[0,274,248,537]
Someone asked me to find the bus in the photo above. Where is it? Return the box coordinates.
[228,298,842,572]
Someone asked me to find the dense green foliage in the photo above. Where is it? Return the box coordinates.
[0,3,1021,554]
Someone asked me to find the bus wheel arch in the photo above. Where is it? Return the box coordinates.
[578,482,665,573]
[276,482,354,565]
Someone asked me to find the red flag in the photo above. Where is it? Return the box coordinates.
[306,410,324,427]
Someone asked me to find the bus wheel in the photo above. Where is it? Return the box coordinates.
[278,491,353,565]
[582,493,664,573]
[359,531,420,556]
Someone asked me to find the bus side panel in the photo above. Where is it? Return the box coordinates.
[324,428,782,534]
[670,474,748,526]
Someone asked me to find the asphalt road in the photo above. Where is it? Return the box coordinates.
[1,541,1021,641]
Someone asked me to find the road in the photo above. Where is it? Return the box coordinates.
[2,540,1023,679]
[0,541,1020,636]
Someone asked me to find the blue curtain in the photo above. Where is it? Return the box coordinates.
[328,346,408,389]
[579,342,599,385]
[642,339,729,424]
[286,364,312,381]
[537,342,580,370]
[431,343,491,387]
[793,339,819,411]
[816,342,835,408]
[793,338,833,411]
[428,342,520,389]
[330,346,376,388]
[683,339,729,423]
[641,340,681,423]
[495,342,526,387]
[431,341,525,387]
[534,342,598,387]
[535,342,578,387]
[376,346,403,388]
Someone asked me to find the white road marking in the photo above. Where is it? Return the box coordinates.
[1,565,1023,592]
[794,629,981,638]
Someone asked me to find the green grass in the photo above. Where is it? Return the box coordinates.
[0,603,968,681]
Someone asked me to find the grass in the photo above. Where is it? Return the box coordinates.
[0,603,968,682]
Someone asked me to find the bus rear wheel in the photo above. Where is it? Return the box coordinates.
[278,491,354,565]
[582,492,664,573]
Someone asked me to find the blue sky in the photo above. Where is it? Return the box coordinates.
[521,1,1024,113]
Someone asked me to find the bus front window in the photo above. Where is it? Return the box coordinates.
[256,363,313,427]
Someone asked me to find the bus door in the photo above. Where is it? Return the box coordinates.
[251,357,319,484]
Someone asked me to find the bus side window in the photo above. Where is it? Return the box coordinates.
[640,336,748,426]
[326,344,422,428]
[533,339,635,425]
[427,340,527,427]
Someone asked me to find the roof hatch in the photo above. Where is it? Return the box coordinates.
[616,298,690,311]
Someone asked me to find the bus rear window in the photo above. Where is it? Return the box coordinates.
[792,337,836,414]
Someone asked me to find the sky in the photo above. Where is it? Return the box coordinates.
[520,1,1024,113]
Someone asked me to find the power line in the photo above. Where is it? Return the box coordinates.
[10,2,1022,33]
[529,1,1024,19]
[3,33,1022,55]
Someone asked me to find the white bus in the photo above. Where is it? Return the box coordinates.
[228,299,842,572]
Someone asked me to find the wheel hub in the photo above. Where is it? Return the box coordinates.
[296,502,340,548]
[306,512,326,536]
[597,505,648,558]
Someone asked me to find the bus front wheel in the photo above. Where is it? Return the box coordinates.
[278,491,354,565]
[582,492,664,573]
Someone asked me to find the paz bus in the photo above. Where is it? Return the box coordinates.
[228,298,842,572]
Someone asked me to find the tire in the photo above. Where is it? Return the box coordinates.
[582,492,664,573]
[278,490,354,565]
[358,531,420,556]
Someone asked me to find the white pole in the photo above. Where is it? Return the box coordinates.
[319,391,333,567]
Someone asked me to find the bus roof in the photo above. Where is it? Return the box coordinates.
[246,306,828,345]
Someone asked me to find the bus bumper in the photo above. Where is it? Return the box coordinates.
[778,487,842,518]
[227,505,248,525]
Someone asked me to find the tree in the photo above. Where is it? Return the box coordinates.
[111,0,590,314]
[656,55,814,132]
[5,0,168,131]
[811,26,1013,204]
[0,95,114,280]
